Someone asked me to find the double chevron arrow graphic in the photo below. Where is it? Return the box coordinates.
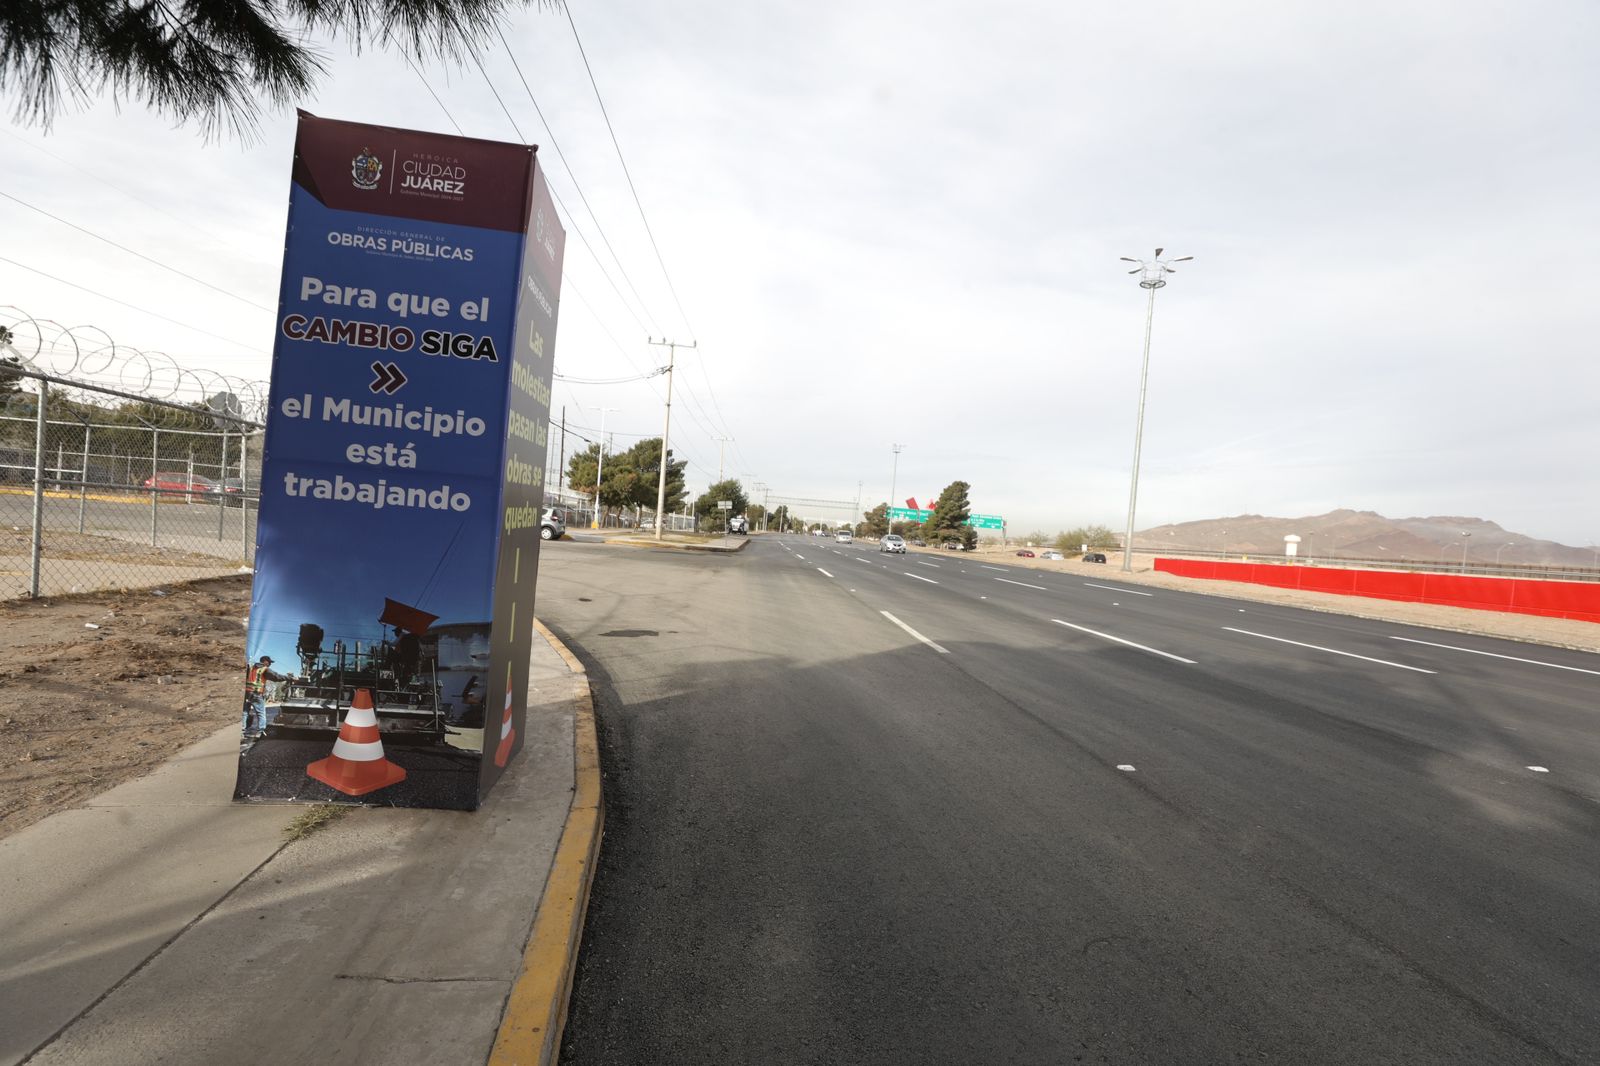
[369,361,407,395]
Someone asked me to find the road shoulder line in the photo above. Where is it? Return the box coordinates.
[490,620,605,1066]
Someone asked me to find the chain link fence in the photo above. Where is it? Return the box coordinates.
[1,310,266,600]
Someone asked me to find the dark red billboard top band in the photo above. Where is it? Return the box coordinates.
[292,110,536,233]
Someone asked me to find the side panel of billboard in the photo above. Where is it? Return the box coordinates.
[481,164,565,791]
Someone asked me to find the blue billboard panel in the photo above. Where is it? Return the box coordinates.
[235,112,561,810]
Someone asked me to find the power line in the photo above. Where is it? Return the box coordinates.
[1,192,276,313]
[472,48,653,339]
[403,54,464,136]
[0,128,238,252]
[558,12,747,467]
[564,1,697,342]
[554,366,667,385]
[496,25,661,335]
[0,256,269,354]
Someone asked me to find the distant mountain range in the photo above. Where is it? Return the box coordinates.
[1138,510,1599,568]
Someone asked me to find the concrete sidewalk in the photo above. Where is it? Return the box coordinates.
[0,622,596,1066]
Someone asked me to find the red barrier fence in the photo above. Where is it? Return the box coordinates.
[1153,558,1600,624]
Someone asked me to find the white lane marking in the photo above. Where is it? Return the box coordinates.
[1223,627,1436,674]
[853,557,871,564]
[980,595,987,599]
[1388,636,1600,676]
[904,572,940,584]
[1053,619,1197,664]
[1085,582,1151,597]
[917,561,940,568]
[1527,765,1550,773]
[980,565,1009,572]
[817,568,833,578]
[850,588,856,592]
[796,554,806,561]
[1116,764,1136,772]
[881,610,949,654]
[996,577,1047,590]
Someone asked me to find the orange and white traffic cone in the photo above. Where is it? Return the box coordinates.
[306,688,407,796]
[494,680,517,767]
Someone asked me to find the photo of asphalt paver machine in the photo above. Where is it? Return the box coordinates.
[263,599,489,747]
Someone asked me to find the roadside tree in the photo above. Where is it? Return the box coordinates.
[922,480,976,549]
[694,479,748,532]
[4,0,526,139]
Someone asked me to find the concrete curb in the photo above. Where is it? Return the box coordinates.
[489,620,604,1066]
[604,536,750,553]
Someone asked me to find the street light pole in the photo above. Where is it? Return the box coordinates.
[649,338,694,540]
[1496,542,1514,566]
[1118,248,1192,572]
[1460,531,1472,572]
[889,443,903,530]
[591,406,619,529]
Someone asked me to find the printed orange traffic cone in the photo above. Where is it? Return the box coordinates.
[494,678,517,767]
[306,689,407,796]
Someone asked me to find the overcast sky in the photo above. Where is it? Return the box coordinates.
[4,1,1597,543]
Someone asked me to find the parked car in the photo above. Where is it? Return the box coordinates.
[143,472,216,493]
[1082,552,1107,564]
[208,477,245,495]
[1015,549,1035,558]
[880,534,906,554]
[942,540,966,551]
[540,508,566,540]
[728,515,749,535]
[911,538,927,547]
[1039,550,1064,561]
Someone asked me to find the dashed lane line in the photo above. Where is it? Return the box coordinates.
[917,561,941,568]
[1052,619,1197,664]
[1085,582,1152,597]
[817,568,833,578]
[881,611,950,654]
[904,572,940,585]
[1224,627,1435,674]
[1388,636,1600,676]
[980,565,1009,572]
[995,577,1047,591]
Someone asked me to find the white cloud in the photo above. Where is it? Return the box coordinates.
[3,0,1596,541]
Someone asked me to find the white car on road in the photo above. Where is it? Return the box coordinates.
[835,530,853,544]
[879,535,906,554]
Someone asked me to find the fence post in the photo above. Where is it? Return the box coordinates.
[29,382,47,597]
[150,428,160,547]
[240,432,250,563]
[78,423,91,534]
[217,428,227,540]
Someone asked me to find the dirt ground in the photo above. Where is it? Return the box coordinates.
[0,575,251,840]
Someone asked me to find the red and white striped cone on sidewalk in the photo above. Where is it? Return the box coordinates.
[494,682,517,767]
[306,688,407,796]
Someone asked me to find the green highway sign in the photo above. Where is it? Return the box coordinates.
[889,507,932,522]
[967,514,1005,530]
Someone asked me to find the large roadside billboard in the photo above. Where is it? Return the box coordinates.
[235,112,563,810]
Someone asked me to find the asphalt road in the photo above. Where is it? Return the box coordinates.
[0,488,256,561]
[539,534,1600,1065]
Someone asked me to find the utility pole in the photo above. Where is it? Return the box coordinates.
[855,480,863,532]
[714,435,734,482]
[649,338,694,540]
[557,406,567,495]
[592,407,619,529]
